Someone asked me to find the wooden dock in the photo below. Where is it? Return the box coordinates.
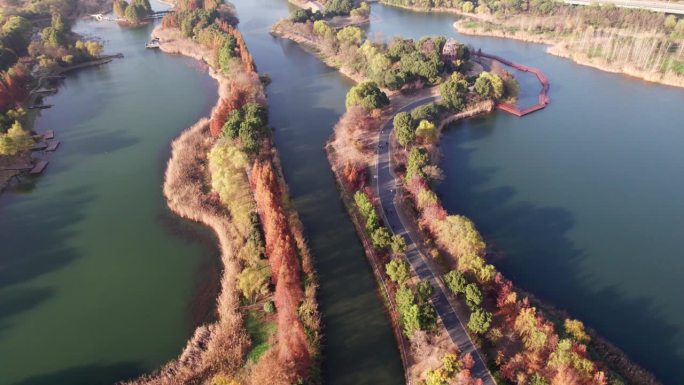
[43,130,54,140]
[45,140,60,152]
[31,142,48,151]
[30,160,49,175]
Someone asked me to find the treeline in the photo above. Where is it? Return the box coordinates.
[159,3,321,383]
[112,0,152,22]
[0,0,112,20]
[0,7,104,155]
[289,0,370,23]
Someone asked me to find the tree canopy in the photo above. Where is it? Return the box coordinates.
[345,81,389,111]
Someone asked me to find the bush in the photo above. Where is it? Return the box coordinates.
[411,102,441,122]
[415,119,437,143]
[371,226,392,249]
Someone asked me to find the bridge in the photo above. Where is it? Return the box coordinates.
[476,52,550,117]
[562,0,684,15]
[90,10,172,22]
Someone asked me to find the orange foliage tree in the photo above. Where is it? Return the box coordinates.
[252,160,310,378]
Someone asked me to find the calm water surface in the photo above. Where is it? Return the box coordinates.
[368,4,684,383]
[0,3,219,384]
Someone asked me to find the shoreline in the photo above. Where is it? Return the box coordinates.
[454,21,684,89]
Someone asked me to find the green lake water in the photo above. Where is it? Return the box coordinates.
[2,1,683,384]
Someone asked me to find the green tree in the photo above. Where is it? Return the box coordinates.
[440,72,468,111]
[416,280,434,302]
[237,266,269,303]
[462,1,474,12]
[390,234,407,254]
[222,109,243,139]
[371,226,392,249]
[464,283,482,308]
[528,374,549,385]
[336,26,365,45]
[113,0,128,17]
[1,16,32,54]
[0,121,33,156]
[326,0,355,15]
[467,308,492,334]
[474,71,504,100]
[313,20,333,38]
[386,258,410,284]
[345,81,389,111]
[443,270,467,294]
[218,36,237,73]
[411,102,440,122]
[405,146,429,181]
[354,190,375,218]
[394,111,415,147]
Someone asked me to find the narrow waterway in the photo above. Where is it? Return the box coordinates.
[367,4,684,383]
[0,4,219,384]
[231,1,405,383]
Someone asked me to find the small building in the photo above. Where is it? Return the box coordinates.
[442,38,461,61]
[303,0,325,13]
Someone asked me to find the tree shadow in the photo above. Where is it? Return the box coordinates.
[0,186,93,290]
[11,362,146,385]
[437,117,682,382]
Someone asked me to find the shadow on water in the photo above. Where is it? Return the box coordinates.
[0,187,93,290]
[10,362,145,385]
[438,117,682,381]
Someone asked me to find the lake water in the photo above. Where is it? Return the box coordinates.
[1,1,682,384]
[0,4,220,384]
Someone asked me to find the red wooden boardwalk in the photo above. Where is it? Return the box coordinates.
[477,52,550,117]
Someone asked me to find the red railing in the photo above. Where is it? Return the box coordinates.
[477,52,550,117]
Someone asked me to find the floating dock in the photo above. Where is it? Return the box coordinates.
[45,140,60,152]
[43,130,54,140]
[30,160,49,175]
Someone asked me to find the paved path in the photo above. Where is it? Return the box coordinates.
[374,97,496,385]
[563,0,684,14]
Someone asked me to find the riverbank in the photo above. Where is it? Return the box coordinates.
[454,20,684,89]
[125,15,321,384]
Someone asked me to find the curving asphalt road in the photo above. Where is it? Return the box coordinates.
[374,96,496,385]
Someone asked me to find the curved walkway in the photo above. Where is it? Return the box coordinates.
[374,96,496,385]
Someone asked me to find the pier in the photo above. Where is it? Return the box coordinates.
[476,52,550,117]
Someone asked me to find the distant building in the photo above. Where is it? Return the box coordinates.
[303,1,325,13]
[442,38,461,61]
